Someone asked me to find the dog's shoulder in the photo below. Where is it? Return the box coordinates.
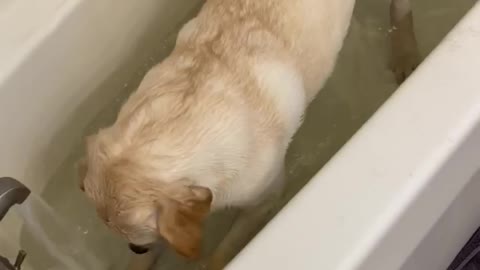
[251,58,306,138]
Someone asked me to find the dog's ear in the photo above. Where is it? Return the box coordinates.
[156,185,212,259]
[76,157,88,191]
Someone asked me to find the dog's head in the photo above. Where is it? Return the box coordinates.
[77,132,213,259]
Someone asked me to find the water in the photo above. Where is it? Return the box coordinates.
[18,0,477,269]
[15,194,106,270]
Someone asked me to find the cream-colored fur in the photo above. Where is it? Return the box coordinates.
[78,0,355,269]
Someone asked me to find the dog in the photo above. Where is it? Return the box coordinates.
[77,0,420,269]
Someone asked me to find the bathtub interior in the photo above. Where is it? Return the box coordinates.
[12,0,477,269]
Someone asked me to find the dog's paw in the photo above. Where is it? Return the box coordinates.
[391,45,421,84]
[390,28,421,84]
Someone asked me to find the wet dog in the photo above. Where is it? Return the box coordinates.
[77,0,359,269]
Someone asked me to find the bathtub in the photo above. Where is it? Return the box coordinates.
[1,0,479,269]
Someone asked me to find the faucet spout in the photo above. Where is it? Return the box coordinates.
[0,177,30,221]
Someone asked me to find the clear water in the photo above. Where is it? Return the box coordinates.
[14,194,105,270]
[18,0,476,269]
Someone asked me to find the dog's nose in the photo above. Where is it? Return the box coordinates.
[128,243,150,254]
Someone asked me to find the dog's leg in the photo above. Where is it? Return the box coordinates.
[207,198,280,270]
[390,0,421,84]
[207,169,286,270]
[126,252,156,270]
[126,244,162,270]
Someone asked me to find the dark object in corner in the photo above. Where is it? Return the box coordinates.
[448,227,480,270]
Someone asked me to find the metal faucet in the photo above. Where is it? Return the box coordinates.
[0,250,26,270]
[0,177,30,221]
[0,177,30,270]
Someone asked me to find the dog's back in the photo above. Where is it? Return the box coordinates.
[178,0,355,102]
[81,1,355,266]
[108,0,354,207]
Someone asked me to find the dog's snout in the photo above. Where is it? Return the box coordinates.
[128,243,150,254]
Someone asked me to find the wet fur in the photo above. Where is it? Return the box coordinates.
[78,0,355,269]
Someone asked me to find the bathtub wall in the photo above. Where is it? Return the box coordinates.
[0,0,202,264]
[400,170,480,270]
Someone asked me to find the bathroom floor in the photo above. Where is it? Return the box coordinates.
[19,0,476,269]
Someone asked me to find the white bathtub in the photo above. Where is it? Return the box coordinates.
[1,0,479,269]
